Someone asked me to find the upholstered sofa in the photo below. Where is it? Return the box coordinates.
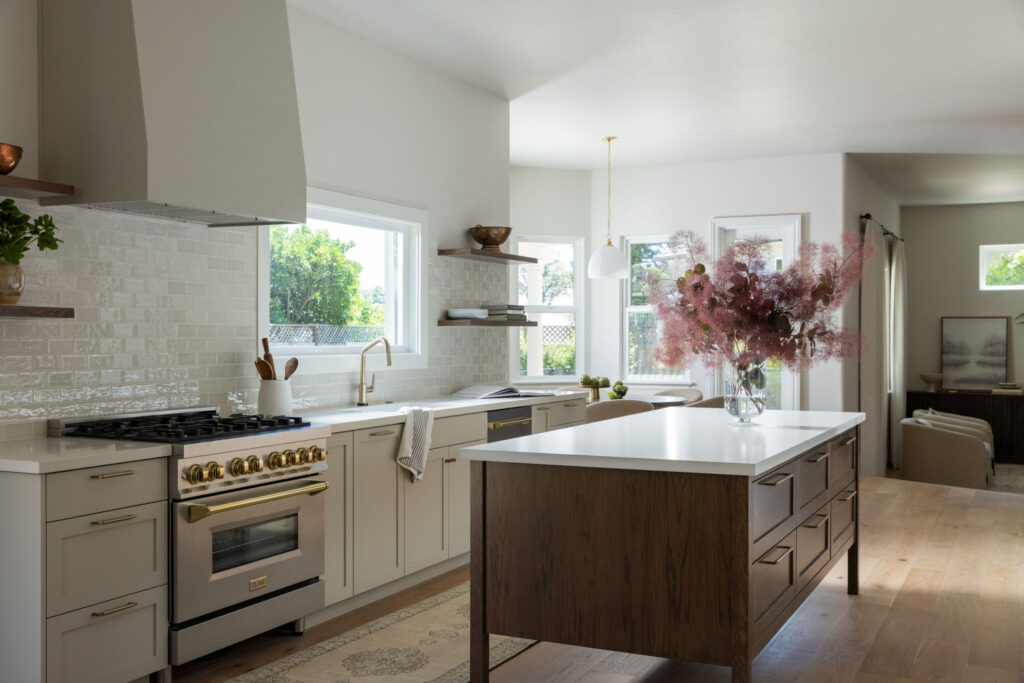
[901,416,991,490]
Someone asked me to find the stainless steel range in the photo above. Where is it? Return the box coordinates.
[50,407,332,665]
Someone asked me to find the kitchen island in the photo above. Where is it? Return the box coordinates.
[461,408,865,683]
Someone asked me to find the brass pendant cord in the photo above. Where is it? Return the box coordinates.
[604,136,616,246]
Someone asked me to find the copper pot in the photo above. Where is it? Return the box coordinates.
[0,143,23,175]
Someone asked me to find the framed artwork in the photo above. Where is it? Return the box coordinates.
[940,316,1009,391]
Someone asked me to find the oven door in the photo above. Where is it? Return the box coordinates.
[172,476,327,623]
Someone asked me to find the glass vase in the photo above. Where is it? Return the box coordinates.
[724,360,767,424]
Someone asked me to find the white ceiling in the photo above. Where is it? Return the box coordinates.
[289,0,1024,199]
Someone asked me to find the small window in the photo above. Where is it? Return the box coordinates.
[513,238,583,380]
[979,244,1024,291]
[624,238,688,382]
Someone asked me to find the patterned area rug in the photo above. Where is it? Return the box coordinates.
[225,582,533,683]
[989,463,1024,494]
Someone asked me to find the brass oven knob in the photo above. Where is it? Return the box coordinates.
[228,457,249,477]
[185,464,206,485]
[287,450,303,466]
[247,455,264,473]
[268,452,286,469]
[297,448,312,464]
[310,446,325,461]
[206,462,225,480]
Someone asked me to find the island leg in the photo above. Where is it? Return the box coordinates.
[848,507,859,595]
[731,654,751,683]
[470,461,489,682]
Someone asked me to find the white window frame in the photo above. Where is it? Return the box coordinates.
[622,235,691,385]
[979,243,1024,291]
[508,235,585,384]
[712,214,802,410]
[257,187,427,374]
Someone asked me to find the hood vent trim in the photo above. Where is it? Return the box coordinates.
[83,201,283,227]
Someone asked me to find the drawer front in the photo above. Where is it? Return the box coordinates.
[551,399,586,427]
[46,458,166,522]
[797,444,830,518]
[828,432,858,494]
[751,531,798,638]
[432,413,486,448]
[47,501,167,617]
[46,585,167,683]
[831,487,857,550]
[750,466,797,560]
[796,506,831,592]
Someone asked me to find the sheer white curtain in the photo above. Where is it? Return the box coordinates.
[859,220,888,477]
[888,240,907,469]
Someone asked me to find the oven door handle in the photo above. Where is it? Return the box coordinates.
[186,481,330,523]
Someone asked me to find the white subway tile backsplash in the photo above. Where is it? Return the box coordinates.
[0,200,510,440]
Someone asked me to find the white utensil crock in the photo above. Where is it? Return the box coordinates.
[258,379,292,416]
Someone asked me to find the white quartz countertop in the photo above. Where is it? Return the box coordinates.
[299,391,588,432]
[461,408,866,476]
[0,437,172,474]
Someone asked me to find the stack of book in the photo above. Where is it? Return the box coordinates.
[993,382,1023,396]
[485,304,527,321]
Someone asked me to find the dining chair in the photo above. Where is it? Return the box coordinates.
[685,396,725,408]
[586,399,655,423]
[655,387,704,403]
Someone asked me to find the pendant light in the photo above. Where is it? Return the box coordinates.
[587,136,629,279]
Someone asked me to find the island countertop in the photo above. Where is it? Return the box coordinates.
[461,408,866,476]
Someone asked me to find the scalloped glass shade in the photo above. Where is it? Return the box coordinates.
[587,242,629,279]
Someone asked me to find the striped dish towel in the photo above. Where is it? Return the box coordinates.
[396,407,434,481]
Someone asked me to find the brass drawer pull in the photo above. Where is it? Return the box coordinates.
[535,406,551,411]
[562,402,581,408]
[369,430,396,437]
[838,490,858,502]
[488,417,533,430]
[90,470,135,480]
[842,436,857,446]
[758,545,795,565]
[758,472,794,487]
[444,458,458,463]
[802,514,829,529]
[91,514,137,526]
[91,601,137,617]
[187,481,329,522]
[807,451,829,463]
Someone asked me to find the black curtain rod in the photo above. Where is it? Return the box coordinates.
[859,213,905,242]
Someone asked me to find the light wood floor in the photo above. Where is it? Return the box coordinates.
[175,476,1024,682]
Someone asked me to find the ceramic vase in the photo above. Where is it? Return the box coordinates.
[0,259,25,305]
[258,379,292,416]
[724,359,767,424]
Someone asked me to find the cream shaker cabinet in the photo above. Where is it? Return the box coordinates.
[403,447,450,574]
[446,440,483,557]
[323,431,355,605]
[352,425,406,595]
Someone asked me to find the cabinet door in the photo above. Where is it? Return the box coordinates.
[324,431,354,605]
[532,404,551,433]
[353,425,405,595]
[404,447,448,574]
[448,440,484,557]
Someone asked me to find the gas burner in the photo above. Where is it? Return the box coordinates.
[60,409,312,444]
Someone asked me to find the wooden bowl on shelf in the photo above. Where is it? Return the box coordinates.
[920,372,943,393]
[468,225,511,252]
[0,143,23,175]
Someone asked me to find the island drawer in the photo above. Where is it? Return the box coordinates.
[46,458,166,522]
[829,432,857,493]
[750,465,797,561]
[797,443,830,518]
[796,505,831,593]
[46,501,168,617]
[750,531,798,640]
[831,487,857,553]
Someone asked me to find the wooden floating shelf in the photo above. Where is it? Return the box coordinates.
[438,319,537,327]
[0,175,75,200]
[437,248,538,265]
[0,305,75,319]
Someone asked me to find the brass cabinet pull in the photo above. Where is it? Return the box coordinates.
[91,514,137,526]
[758,545,795,565]
[807,452,829,463]
[838,490,858,502]
[842,436,857,446]
[758,472,794,487]
[488,417,533,430]
[444,458,458,463]
[187,481,329,523]
[802,514,829,529]
[369,430,396,437]
[562,402,581,407]
[535,406,550,411]
[91,601,137,617]
[90,470,135,480]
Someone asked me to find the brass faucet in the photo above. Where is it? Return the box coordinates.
[357,337,392,405]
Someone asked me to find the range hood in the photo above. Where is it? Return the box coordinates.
[39,0,306,226]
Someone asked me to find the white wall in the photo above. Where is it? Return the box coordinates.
[902,202,1024,390]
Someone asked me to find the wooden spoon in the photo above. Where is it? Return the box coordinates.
[261,338,276,379]
[283,357,299,380]
[255,358,274,380]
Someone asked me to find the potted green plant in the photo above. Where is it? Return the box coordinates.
[0,198,61,304]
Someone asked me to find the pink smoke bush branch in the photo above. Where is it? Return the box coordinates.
[653,231,871,372]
